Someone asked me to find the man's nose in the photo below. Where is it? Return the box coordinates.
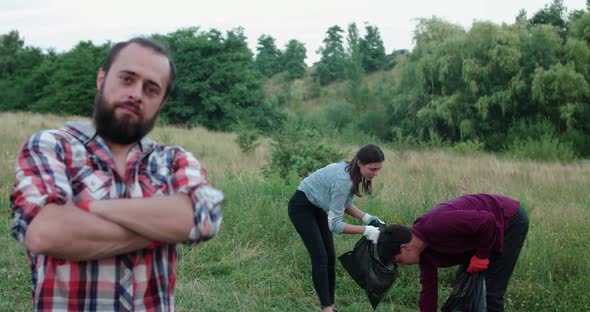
[128,84,143,102]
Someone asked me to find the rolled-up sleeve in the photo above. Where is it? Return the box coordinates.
[10,131,70,245]
[327,180,352,234]
[170,149,223,246]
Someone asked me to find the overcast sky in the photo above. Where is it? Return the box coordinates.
[1,0,587,64]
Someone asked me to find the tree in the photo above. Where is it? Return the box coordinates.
[0,30,24,79]
[532,63,589,131]
[345,22,363,79]
[30,41,108,116]
[282,39,307,80]
[313,25,347,85]
[161,27,283,132]
[254,34,283,77]
[569,10,590,44]
[529,0,568,38]
[359,24,387,72]
[345,23,368,110]
[523,24,563,71]
[516,9,528,24]
[0,30,45,111]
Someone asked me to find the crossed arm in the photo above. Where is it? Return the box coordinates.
[24,194,194,261]
[13,131,216,262]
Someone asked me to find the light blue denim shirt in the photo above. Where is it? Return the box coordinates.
[297,162,354,234]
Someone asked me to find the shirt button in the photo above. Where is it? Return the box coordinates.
[159,167,170,176]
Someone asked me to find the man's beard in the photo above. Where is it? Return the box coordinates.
[93,89,159,145]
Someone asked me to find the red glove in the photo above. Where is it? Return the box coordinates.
[466,256,489,273]
[148,241,166,250]
[77,201,92,213]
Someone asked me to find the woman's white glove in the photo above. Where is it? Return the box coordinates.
[362,213,384,225]
[363,225,380,244]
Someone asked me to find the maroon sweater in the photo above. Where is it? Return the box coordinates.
[411,194,520,312]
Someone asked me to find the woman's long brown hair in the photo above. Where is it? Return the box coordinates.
[346,144,384,197]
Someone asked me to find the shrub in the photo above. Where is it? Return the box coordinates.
[322,100,356,130]
[450,139,485,155]
[504,134,578,162]
[235,128,260,153]
[356,108,391,141]
[505,119,557,143]
[265,124,345,178]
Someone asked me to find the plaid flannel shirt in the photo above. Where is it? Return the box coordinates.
[10,121,223,311]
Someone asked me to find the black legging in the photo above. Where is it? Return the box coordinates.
[288,190,336,308]
[457,205,529,312]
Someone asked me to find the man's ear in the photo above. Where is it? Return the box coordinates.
[96,68,105,90]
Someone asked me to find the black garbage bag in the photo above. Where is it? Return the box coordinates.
[338,221,399,310]
[441,270,486,312]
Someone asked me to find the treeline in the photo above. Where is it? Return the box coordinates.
[285,0,590,160]
[381,2,590,158]
[1,0,589,160]
[0,27,288,132]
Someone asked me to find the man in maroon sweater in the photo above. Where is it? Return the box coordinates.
[378,194,529,312]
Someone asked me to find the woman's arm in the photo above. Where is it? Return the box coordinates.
[344,204,365,220]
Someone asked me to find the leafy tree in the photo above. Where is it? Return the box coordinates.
[345,23,367,109]
[359,24,387,72]
[345,23,363,80]
[266,122,344,178]
[531,63,589,131]
[523,24,563,72]
[529,0,568,38]
[161,27,283,132]
[516,9,528,24]
[254,34,283,77]
[0,30,45,111]
[0,30,24,79]
[313,25,347,85]
[30,41,108,116]
[282,39,307,80]
[569,10,590,44]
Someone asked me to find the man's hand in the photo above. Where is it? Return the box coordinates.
[467,255,489,273]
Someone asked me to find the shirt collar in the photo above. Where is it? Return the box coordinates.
[63,120,156,154]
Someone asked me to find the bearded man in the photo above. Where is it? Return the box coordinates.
[10,37,223,311]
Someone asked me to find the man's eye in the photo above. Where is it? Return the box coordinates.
[145,86,159,96]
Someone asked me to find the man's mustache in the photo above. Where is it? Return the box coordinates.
[113,101,141,115]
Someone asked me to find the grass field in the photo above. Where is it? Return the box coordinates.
[1,112,589,311]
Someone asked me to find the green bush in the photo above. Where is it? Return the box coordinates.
[504,134,578,162]
[506,119,557,143]
[450,139,485,155]
[562,128,590,157]
[265,123,345,178]
[322,100,356,130]
[235,128,260,153]
[356,108,391,141]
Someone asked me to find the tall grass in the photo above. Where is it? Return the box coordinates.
[1,112,589,311]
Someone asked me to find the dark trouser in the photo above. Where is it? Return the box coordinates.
[458,205,529,312]
[288,190,335,308]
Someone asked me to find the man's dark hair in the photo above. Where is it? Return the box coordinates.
[102,37,176,98]
[346,144,385,197]
[377,224,412,264]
